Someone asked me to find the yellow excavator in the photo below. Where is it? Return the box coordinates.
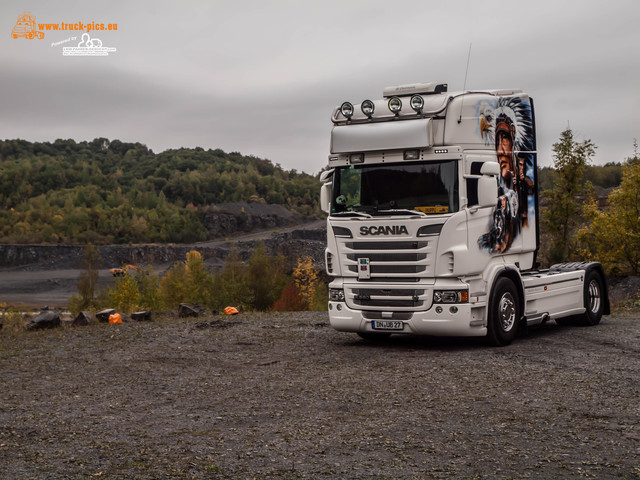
[109,264,142,277]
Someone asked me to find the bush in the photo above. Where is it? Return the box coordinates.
[272,283,306,312]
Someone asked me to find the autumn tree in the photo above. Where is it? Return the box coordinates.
[293,256,319,310]
[577,140,640,275]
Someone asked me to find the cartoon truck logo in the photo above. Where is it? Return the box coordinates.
[11,12,44,39]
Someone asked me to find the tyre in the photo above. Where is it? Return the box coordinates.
[487,277,520,346]
[579,270,604,326]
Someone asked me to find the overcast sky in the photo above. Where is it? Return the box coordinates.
[2,0,639,174]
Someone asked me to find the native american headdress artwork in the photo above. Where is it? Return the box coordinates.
[479,96,535,155]
[477,96,536,254]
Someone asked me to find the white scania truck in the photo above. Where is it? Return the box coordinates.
[320,82,609,346]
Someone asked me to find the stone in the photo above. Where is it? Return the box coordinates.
[73,311,94,326]
[179,303,205,318]
[131,311,152,321]
[26,310,60,330]
[96,308,116,323]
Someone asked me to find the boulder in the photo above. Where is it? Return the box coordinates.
[73,311,94,326]
[179,303,205,318]
[26,310,60,330]
[96,309,116,323]
[131,311,152,321]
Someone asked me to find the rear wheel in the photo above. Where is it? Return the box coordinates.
[487,277,520,346]
[579,270,604,326]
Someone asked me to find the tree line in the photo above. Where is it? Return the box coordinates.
[541,132,639,277]
[69,243,327,315]
[0,138,321,244]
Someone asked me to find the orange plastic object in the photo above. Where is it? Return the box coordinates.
[224,306,239,315]
[109,313,122,324]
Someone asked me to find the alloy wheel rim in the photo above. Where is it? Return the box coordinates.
[499,293,516,331]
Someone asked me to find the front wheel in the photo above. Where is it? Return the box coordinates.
[579,270,604,326]
[487,277,520,346]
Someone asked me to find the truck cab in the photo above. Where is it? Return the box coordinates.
[321,82,608,345]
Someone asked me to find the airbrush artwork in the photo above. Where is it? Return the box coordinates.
[477,96,536,254]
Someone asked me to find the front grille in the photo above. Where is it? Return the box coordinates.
[348,264,426,274]
[345,241,428,250]
[334,225,439,310]
[362,311,414,320]
[346,253,427,262]
[353,288,425,297]
[342,239,433,280]
[350,287,427,309]
[354,298,424,307]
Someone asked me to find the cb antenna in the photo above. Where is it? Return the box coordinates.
[458,43,472,124]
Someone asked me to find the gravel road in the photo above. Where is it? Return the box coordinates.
[1,311,639,479]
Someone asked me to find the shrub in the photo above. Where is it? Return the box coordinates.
[272,283,306,311]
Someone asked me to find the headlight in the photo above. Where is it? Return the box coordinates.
[340,102,354,119]
[330,289,345,302]
[361,99,375,117]
[433,290,468,303]
[410,94,424,112]
[388,96,402,114]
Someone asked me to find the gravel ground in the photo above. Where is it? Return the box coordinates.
[1,311,639,479]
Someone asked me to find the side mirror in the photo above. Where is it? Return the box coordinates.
[476,161,499,208]
[480,161,500,176]
[319,169,334,214]
[320,183,332,213]
[477,176,497,207]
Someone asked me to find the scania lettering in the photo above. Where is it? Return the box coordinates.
[320,82,609,346]
[360,225,409,236]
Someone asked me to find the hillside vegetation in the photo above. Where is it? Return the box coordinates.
[0,138,321,244]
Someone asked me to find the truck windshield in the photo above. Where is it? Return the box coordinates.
[331,160,458,215]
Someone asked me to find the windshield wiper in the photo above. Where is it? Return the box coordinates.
[331,211,373,218]
[374,209,427,217]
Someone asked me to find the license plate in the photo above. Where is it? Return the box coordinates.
[371,320,403,330]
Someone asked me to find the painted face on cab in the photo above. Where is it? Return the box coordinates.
[496,131,514,181]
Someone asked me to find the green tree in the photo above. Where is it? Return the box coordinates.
[69,243,103,312]
[158,261,190,309]
[215,249,254,311]
[542,127,596,263]
[247,243,288,310]
[109,273,141,313]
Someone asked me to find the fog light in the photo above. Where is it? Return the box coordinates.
[436,306,443,314]
[450,306,458,314]
[340,102,354,119]
[361,99,375,117]
[410,94,424,112]
[388,96,402,114]
[336,304,342,311]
